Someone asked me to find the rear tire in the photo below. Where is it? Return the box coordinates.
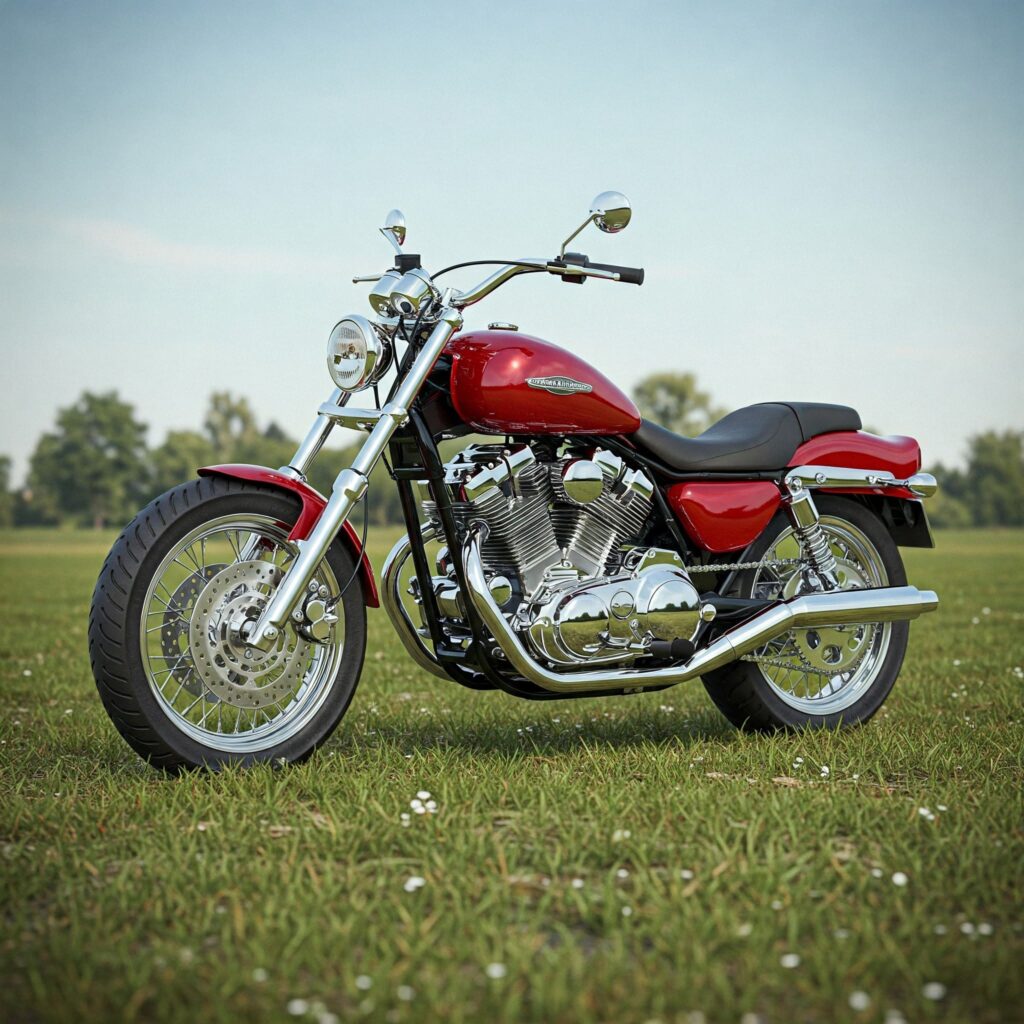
[88,476,367,771]
[701,496,908,732]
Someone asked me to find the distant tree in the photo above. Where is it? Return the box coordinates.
[967,430,1024,527]
[0,456,13,528]
[632,372,724,436]
[27,391,149,528]
[204,392,259,459]
[150,430,216,495]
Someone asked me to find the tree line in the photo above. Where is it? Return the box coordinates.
[0,375,1020,529]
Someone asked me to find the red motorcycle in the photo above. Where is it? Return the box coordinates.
[89,194,939,771]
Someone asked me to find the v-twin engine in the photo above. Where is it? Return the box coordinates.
[421,443,706,669]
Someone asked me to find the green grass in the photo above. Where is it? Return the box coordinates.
[1,527,1022,1024]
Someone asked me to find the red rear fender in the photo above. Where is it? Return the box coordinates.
[789,432,922,499]
[197,464,379,608]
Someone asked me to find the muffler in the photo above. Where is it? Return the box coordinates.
[462,529,938,695]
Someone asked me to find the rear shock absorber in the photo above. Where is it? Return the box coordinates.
[782,479,840,589]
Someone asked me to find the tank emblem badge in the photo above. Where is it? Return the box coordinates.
[525,375,593,396]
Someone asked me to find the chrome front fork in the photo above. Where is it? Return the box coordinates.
[246,306,463,650]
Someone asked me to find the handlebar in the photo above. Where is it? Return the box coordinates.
[353,254,645,310]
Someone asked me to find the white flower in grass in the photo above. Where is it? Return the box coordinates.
[736,922,753,937]
[621,906,633,917]
[612,829,631,842]
[571,878,585,889]
[780,953,800,968]
[922,982,947,1000]
[771,899,783,910]
[416,790,431,800]
[680,869,694,880]
[485,962,507,979]
[252,968,268,983]
[286,999,309,1015]
[848,991,871,1011]
[616,868,629,879]
[891,872,908,887]
[883,1011,907,1024]
[396,985,415,1001]
[22,669,31,677]
[982,606,991,615]
[355,975,372,990]
[978,922,994,935]
[403,876,426,893]
[317,1013,338,1024]
[937,803,948,811]
[871,868,883,878]
[960,921,975,935]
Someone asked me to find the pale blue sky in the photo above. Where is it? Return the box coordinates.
[1,0,1021,483]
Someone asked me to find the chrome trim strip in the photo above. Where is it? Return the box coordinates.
[785,466,938,498]
[461,527,938,695]
[380,529,452,681]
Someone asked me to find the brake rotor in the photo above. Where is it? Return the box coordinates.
[188,560,314,709]
[779,557,875,676]
[160,563,226,697]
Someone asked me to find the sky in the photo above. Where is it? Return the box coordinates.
[1,0,1022,484]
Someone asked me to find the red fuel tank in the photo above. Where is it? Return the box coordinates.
[446,330,641,435]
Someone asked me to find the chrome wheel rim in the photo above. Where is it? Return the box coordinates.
[139,514,345,753]
[749,517,891,715]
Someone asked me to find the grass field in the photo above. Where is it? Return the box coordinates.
[1,527,1022,1024]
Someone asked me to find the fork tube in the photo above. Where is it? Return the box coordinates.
[247,307,463,649]
[285,388,349,479]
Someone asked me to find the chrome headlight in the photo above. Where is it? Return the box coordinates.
[326,315,383,392]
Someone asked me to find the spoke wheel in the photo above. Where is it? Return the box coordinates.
[701,495,910,732]
[747,517,891,715]
[140,515,345,754]
[90,476,366,771]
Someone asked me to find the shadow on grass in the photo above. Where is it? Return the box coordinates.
[331,702,739,759]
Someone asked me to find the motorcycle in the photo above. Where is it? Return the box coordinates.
[89,193,939,771]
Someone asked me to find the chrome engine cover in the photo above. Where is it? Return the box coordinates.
[421,442,696,669]
[521,551,705,669]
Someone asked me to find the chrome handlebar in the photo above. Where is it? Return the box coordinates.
[353,258,626,312]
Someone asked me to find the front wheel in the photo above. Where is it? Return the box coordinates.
[702,495,909,732]
[89,476,367,771]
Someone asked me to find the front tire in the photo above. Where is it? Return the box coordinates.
[89,476,367,771]
[702,495,909,732]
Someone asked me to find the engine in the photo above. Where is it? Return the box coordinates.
[421,443,705,669]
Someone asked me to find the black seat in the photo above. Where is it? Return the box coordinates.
[630,402,861,473]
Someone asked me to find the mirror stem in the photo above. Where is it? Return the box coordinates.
[559,215,594,258]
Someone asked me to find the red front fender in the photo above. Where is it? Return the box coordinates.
[197,464,379,608]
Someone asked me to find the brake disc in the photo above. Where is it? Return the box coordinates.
[160,563,226,697]
[188,560,314,709]
[792,557,874,674]
[759,557,874,677]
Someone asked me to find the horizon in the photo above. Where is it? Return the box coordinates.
[2,1,1022,483]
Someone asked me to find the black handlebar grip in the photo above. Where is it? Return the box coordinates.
[586,260,645,285]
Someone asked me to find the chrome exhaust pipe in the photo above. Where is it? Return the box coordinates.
[462,528,938,695]
[381,528,452,681]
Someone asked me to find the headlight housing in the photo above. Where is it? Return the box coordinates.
[326,315,385,392]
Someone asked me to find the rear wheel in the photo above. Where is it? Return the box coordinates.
[89,476,366,771]
[702,495,908,731]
